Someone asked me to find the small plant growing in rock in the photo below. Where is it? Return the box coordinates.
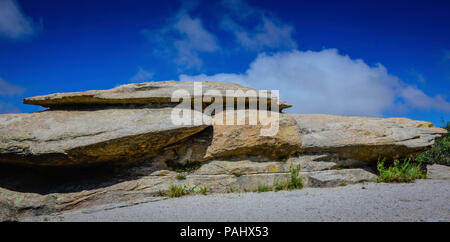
[155,189,166,196]
[253,184,272,193]
[279,156,289,162]
[376,157,427,183]
[176,174,186,180]
[227,187,239,193]
[167,184,193,197]
[232,172,242,177]
[274,164,303,191]
[172,161,203,173]
[197,186,208,195]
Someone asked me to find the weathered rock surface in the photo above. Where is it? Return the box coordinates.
[0,107,207,166]
[304,169,377,187]
[0,80,448,221]
[204,110,302,160]
[427,164,450,180]
[0,155,376,221]
[23,81,292,111]
[291,114,447,162]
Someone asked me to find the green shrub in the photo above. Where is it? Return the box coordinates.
[414,121,449,165]
[377,158,427,183]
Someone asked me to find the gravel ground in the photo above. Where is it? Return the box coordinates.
[25,179,450,222]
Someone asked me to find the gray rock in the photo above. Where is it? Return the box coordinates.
[304,169,377,187]
[427,164,450,180]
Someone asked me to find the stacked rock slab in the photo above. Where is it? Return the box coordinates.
[0,81,447,220]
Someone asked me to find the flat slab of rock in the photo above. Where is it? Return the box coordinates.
[290,114,447,162]
[304,169,377,187]
[427,164,450,180]
[0,107,207,166]
[23,81,291,111]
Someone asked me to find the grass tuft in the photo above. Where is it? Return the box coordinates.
[167,184,189,198]
[197,186,208,195]
[376,157,427,183]
[253,184,272,193]
[274,164,303,191]
[175,174,186,180]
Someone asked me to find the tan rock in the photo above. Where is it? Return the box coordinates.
[290,114,447,162]
[203,110,302,160]
[0,107,207,166]
[23,81,292,111]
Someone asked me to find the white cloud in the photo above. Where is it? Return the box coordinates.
[129,67,154,82]
[0,77,25,96]
[0,0,39,39]
[399,86,450,112]
[142,3,218,70]
[180,49,450,116]
[220,0,296,51]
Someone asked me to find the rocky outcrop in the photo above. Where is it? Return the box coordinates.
[0,80,447,221]
[0,154,376,221]
[23,81,292,111]
[291,114,447,162]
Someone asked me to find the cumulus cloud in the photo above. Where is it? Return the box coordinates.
[0,77,25,96]
[399,86,450,112]
[220,0,296,51]
[129,67,154,82]
[0,0,40,39]
[141,3,218,70]
[180,49,450,116]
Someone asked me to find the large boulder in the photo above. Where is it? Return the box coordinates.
[0,107,207,166]
[204,110,302,160]
[23,81,292,111]
[291,114,447,162]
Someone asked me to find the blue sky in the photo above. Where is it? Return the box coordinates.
[0,0,449,126]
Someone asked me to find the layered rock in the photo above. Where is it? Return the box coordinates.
[291,114,447,162]
[0,107,207,166]
[0,80,447,221]
[0,154,376,221]
[23,81,292,111]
